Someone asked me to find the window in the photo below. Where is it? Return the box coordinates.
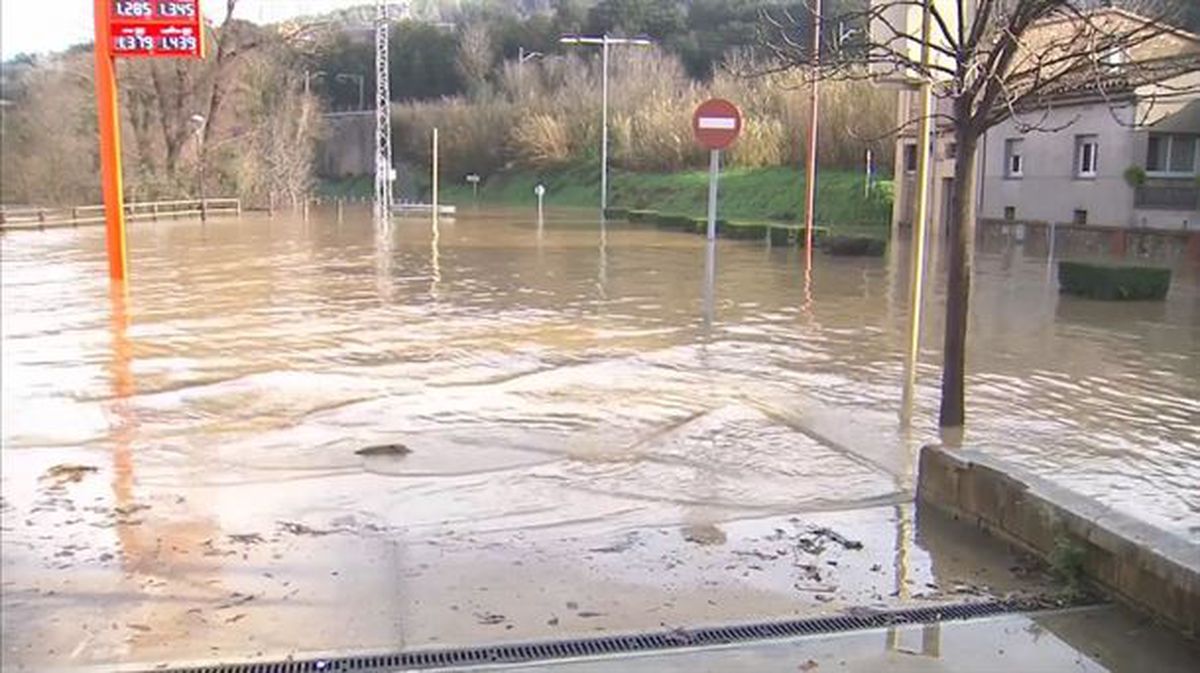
[1004,139,1023,178]
[1147,134,1197,176]
[945,142,958,159]
[1073,210,1088,225]
[904,143,917,173]
[1076,135,1099,178]
[1004,206,1016,221]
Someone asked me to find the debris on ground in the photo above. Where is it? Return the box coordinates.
[278,521,334,537]
[589,532,640,553]
[215,592,256,610]
[41,465,98,486]
[474,611,506,625]
[795,526,864,555]
[355,443,411,457]
[681,523,726,546]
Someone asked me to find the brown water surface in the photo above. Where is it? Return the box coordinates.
[1,207,1196,669]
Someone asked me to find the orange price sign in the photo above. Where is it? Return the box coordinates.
[110,1,204,59]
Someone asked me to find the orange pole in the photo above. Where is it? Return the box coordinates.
[93,0,128,281]
[802,0,822,250]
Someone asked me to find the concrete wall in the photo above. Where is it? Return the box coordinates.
[979,104,1139,227]
[918,445,1200,637]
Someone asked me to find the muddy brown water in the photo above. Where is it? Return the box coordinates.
[1,207,1197,668]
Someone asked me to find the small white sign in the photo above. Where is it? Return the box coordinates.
[697,117,737,130]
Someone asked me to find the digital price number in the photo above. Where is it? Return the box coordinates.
[109,0,202,58]
[114,1,153,18]
[157,2,196,18]
[114,31,154,52]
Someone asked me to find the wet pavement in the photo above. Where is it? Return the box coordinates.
[494,606,1200,673]
[1,207,1198,670]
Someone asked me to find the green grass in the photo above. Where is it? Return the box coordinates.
[422,164,893,228]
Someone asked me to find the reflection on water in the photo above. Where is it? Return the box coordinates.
[1,205,1197,666]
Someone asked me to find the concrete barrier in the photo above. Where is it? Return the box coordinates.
[917,445,1199,637]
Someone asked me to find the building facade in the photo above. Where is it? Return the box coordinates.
[889,11,1200,233]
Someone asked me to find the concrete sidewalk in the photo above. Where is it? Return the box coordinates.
[484,606,1198,673]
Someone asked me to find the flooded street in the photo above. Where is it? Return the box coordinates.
[2,207,1197,669]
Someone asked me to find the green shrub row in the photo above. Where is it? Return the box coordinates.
[606,208,840,246]
[1057,261,1171,300]
[821,235,888,257]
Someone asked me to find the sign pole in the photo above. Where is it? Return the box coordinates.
[432,127,439,224]
[706,149,720,241]
[94,0,128,282]
[692,98,742,241]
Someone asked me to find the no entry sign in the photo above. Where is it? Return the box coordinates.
[693,99,743,150]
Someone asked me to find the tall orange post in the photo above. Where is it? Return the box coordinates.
[93,0,128,281]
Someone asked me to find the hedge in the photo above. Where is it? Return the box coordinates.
[1057,261,1171,300]
[821,235,887,257]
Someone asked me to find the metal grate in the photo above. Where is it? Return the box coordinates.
[147,599,1055,672]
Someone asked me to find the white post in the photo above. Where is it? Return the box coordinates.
[865,148,873,197]
[706,149,720,240]
[432,127,439,223]
[703,239,716,329]
[600,35,609,213]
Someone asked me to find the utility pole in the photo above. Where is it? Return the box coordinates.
[901,0,936,425]
[374,0,393,222]
[190,114,207,222]
[560,35,652,215]
[802,0,822,250]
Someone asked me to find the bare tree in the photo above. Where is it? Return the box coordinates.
[762,0,1200,429]
[457,22,495,98]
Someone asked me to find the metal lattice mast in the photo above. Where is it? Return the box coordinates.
[374,0,393,221]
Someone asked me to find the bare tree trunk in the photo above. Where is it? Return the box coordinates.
[939,102,980,429]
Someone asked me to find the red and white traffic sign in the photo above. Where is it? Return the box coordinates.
[693,99,743,150]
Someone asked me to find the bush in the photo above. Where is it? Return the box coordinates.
[627,209,659,223]
[688,217,728,235]
[653,212,694,230]
[822,235,887,256]
[603,207,630,220]
[723,221,769,240]
[1057,261,1171,300]
[768,225,798,246]
[1123,165,1147,188]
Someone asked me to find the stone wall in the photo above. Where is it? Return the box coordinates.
[918,445,1199,637]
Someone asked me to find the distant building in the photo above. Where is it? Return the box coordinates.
[888,8,1200,232]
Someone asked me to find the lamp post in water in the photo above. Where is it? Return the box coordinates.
[190,114,207,222]
[559,34,652,215]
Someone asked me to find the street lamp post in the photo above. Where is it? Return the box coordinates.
[559,34,652,215]
[335,73,366,110]
[190,114,207,222]
[517,47,543,99]
[304,69,327,97]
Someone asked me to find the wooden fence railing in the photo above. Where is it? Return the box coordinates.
[0,198,241,231]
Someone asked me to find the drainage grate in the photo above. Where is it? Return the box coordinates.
[148,600,1052,673]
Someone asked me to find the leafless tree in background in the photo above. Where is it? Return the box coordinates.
[457,22,495,98]
[762,0,1200,429]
